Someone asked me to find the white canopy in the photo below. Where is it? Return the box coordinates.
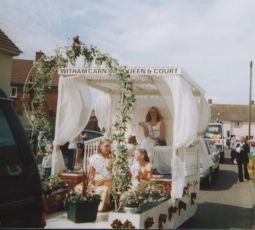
[52,67,211,198]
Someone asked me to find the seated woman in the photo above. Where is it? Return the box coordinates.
[131,148,152,188]
[75,138,112,211]
[138,106,166,160]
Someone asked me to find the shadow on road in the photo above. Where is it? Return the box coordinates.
[180,202,252,229]
[201,169,238,191]
[221,156,235,165]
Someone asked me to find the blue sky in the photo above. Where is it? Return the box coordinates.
[1,0,255,104]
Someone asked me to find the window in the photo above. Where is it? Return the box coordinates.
[0,108,23,177]
[10,87,17,98]
[233,121,242,128]
[0,109,15,146]
[204,124,223,138]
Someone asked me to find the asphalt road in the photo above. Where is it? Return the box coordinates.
[181,150,254,229]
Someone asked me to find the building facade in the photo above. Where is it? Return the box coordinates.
[11,52,59,127]
[0,29,21,96]
[210,103,255,139]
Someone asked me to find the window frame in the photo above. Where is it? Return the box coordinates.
[10,86,18,98]
[233,121,242,128]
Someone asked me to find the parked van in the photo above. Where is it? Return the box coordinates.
[200,139,220,187]
[0,89,45,228]
[204,122,224,162]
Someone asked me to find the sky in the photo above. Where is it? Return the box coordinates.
[1,0,255,105]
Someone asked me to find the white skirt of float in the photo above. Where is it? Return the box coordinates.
[108,196,197,229]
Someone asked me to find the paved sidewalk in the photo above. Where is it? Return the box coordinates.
[182,156,255,229]
[249,175,255,229]
[46,211,110,229]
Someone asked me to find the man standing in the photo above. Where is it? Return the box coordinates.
[67,136,78,171]
[236,136,250,182]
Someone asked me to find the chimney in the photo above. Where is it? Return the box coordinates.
[35,51,44,61]
[208,99,213,104]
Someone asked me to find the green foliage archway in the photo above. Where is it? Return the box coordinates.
[23,36,135,210]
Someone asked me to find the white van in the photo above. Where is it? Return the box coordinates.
[204,122,224,162]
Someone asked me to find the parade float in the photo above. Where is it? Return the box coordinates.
[23,37,211,229]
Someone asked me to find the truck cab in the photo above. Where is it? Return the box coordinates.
[204,122,224,162]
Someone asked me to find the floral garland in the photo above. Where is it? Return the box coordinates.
[23,36,135,210]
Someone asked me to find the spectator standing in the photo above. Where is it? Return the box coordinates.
[42,143,53,178]
[75,131,86,170]
[67,136,78,171]
[236,136,250,182]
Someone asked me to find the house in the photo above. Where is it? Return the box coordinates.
[11,52,59,127]
[11,51,98,130]
[0,29,22,96]
[210,101,255,139]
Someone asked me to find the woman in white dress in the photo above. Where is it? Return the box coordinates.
[138,107,166,160]
[75,138,112,211]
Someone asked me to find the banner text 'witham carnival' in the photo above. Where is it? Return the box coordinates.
[58,67,181,76]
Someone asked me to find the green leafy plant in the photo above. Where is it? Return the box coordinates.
[41,176,68,197]
[121,181,169,209]
[65,191,101,204]
[23,36,135,211]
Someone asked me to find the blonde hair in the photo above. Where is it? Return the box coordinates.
[240,136,246,143]
[45,143,53,152]
[98,138,111,154]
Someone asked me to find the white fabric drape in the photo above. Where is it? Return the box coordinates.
[167,76,199,199]
[168,76,199,149]
[197,96,211,133]
[95,93,112,132]
[51,76,92,176]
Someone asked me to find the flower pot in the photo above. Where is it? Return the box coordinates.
[66,201,100,223]
[45,188,69,214]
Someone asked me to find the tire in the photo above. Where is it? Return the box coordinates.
[214,164,220,174]
[220,151,225,163]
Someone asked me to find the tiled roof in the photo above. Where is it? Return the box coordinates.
[11,59,59,86]
[12,59,34,84]
[210,104,255,122]
[0,29,22,56]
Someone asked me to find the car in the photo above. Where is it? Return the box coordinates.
[204,122,225,162]
[0,89,45,228]
[200,139,220,187]
[83,129,104,141]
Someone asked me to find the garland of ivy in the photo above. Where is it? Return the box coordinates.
[23,36,135,210]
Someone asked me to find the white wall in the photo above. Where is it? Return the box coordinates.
[222,120,255,139]
[0,52,12,96]
[223,121,231,138]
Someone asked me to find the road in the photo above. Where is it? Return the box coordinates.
[181,150,254,229]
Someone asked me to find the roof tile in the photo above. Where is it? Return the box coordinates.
[210,104,255,122]
[0,29,22,56]
[12,59,59,86]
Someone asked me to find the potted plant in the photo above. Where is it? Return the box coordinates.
[121,181,169,213]
[65,170,101,223]
[41,176,69,213]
